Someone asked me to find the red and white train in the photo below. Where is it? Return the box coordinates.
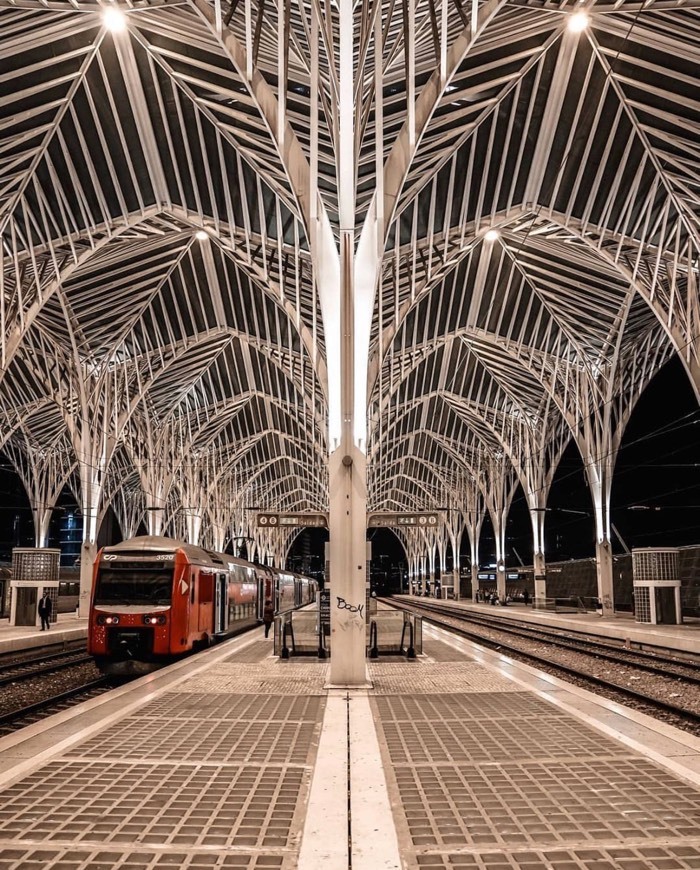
[88,535,317,674]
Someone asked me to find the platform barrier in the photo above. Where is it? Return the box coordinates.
[533,596,589,613]
[368,611,421,659]
[273,607,422,659]
[274,610,321,657]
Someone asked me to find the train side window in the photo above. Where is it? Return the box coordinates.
[191,573,195,603]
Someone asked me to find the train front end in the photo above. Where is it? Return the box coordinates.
[88,541,186,675]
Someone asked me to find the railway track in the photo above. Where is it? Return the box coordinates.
[0,678,113,737]
[388,597,700,735]
[0,648,93,688]
[0,638,87,667]
[396,598,700,678]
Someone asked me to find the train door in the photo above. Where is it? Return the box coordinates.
[215,573,227,633]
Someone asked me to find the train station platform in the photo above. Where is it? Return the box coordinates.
[1,619,700,870]
[400,595,700,656]
[0,613,88,655]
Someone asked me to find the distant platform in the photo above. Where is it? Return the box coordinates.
[396,594,700,656]
[0,613,88,655]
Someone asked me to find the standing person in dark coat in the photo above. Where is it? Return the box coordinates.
[263,598,274,638]
[38,592,53,631]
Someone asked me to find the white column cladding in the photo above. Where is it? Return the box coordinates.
[595,539,615,617]
[533,550,546,607]
[674,585,683,625]
[328,446,369,686]
[326,0,369,686]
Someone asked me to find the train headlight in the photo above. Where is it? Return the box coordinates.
[96,615,105,625]
[142,615,167,625]
[104,616,119,625]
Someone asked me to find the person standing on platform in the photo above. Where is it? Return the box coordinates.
[38,592,53,631]
[523,589,530,606]
[263,598,274,638]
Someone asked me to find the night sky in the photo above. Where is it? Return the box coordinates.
[0,355,697,569]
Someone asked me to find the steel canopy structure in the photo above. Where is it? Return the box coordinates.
[1,0,699,671]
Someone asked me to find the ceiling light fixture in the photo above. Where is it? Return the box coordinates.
[103,6,127,32]
[567,10,589,33]
[195,230,209,241]
[484,229,500,242]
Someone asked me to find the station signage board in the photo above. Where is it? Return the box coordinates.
[256,512,328,528]
[367,512,440,528]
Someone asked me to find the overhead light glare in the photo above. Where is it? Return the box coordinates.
[567,10,589,32]
[195,230,209,241]
[484,229,500,243]
[103,6,127,32]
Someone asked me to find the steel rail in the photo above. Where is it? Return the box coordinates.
[0,653,94,689]
[397,598,700,679]
[0,678,113,732]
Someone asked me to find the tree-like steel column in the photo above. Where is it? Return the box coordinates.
[328,0,369,686]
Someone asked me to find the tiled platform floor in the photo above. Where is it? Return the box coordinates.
[0,622,699,870]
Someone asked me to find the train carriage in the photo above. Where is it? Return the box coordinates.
[88,535,316,675]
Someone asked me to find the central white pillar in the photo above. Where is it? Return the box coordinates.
[329,445,368,685]
[595,538,615,617]
[533,550,546,607]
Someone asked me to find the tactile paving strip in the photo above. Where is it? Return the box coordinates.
[413,843,700,868]
[224,640,277,663]
[423,639,474,662]
[0,849,289,868]
[391,756,700,848]
[66,719,317,764]
[0,761,306,848]
[368,662,524,694]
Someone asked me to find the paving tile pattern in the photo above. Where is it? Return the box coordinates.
[372,652,700,870]
[176,662,330,695]
[380,717,630,764]
[65,718,316,764]
[0,646,323,869]
[413,844,700,868]
[0,761,305,847]
[134,692,322,721]
[0,850,290,869]
[368,662,524,694]
[374,693,567,723]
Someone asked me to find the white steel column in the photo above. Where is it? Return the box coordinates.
[328,0,368,686]
[595,539,615,616]
[531,508,547,606]
[533,550,546,607]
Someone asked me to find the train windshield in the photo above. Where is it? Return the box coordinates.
[94,565,174,605]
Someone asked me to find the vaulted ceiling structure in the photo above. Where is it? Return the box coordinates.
[0,0,698,556]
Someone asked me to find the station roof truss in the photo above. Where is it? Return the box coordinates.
[0,0,698,542]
